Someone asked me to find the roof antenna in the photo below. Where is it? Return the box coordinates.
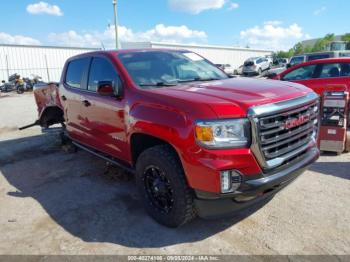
[101,41,106,50]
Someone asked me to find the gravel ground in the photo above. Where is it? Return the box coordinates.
[0,92,349,255]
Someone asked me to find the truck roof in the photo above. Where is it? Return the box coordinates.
[66,48,194,62]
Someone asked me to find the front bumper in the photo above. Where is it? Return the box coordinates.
[194,147,319,218]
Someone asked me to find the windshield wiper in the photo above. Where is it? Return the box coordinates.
[139,82,178,87]
[178,77,222,83]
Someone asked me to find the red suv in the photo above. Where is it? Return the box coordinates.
[275,58,350,96]
[33,49,319,227]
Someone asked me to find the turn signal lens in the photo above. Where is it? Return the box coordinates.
[195,126,214,142]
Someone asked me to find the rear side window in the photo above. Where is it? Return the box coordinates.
[88,57,120,92]
[340,52,350,57]
[65,58,90,89]
[320,63,350,78]
[282,65,317,81]
[307,54,330,61]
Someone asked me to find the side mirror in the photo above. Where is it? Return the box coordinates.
[97,81,115,96]
[286,63,291,68]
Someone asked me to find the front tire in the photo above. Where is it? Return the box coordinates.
[136,145,196,227]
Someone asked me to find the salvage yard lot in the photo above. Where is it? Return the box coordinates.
[0,93,349,255]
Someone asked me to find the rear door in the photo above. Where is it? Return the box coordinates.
[78,56,129,161]
[60,57,91,142]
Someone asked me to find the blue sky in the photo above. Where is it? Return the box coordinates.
[0,0,349,51]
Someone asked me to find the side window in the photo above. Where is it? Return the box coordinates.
[282,65,317,81]
[319,63,350,78]
[88,57,120,92]
[319,63,341,78]
[65,58,90,89]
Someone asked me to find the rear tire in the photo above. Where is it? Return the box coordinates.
[135,145,196,227]
[16,85,24,94]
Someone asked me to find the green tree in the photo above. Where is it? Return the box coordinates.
[341,33,350,49]
[312,33,335,52]
[293,42,304,55]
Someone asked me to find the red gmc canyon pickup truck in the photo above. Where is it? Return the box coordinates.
[32,49,320,227]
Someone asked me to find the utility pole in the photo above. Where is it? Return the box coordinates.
[112,0,119,49]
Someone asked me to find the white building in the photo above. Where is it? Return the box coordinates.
[122,41,272,69]
[0,44,99,82]
[0,42,272,83]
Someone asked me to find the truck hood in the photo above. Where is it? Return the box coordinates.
[149,77,312,118]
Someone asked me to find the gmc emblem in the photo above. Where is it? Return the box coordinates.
[284,114,310,130]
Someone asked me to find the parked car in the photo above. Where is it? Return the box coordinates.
[288,55,307,68]
[265,58,289,77]
[215,64,235,75]
[243,57,270,76]
[275,58,288,67]
[274,57,350,91]
[288,51,350,68]
[265,54,274,66]
[233,65,243,75]
[29,49,319,227]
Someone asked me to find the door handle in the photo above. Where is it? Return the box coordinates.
[82,100,91,107]
[61,95,67,101]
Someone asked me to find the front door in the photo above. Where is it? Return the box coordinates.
[78,56,129,162]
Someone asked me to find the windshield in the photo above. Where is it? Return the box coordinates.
[118,51,228,88]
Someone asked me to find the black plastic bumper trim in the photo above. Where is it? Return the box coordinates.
[194,148,319,218]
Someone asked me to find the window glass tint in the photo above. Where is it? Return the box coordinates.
[290,56,305,66]
[65,58,90,89]
[244,61,254,66]
[88,57,119,92]
[307,54,331,61]
[320,63,350,78]
[340,52,350,57]
[282,65,317,81]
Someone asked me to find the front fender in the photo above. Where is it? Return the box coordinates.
[128,103,193,151]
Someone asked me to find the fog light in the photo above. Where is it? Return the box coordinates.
[220,170,242,194]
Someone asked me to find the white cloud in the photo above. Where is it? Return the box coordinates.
[48,24,207,48]
[0,32,41,45]
[27,1,63,16]
[228,2,239,10]
[313,6,327,16]
[140,24,207,41]
[169,0,226,14]
[264,20,283,26]
[240,22,310,51]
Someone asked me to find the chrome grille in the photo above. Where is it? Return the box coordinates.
[248,93,319,170]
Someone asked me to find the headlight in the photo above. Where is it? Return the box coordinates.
[195,119,250,149]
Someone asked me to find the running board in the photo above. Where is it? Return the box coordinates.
[72,141,136,174]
